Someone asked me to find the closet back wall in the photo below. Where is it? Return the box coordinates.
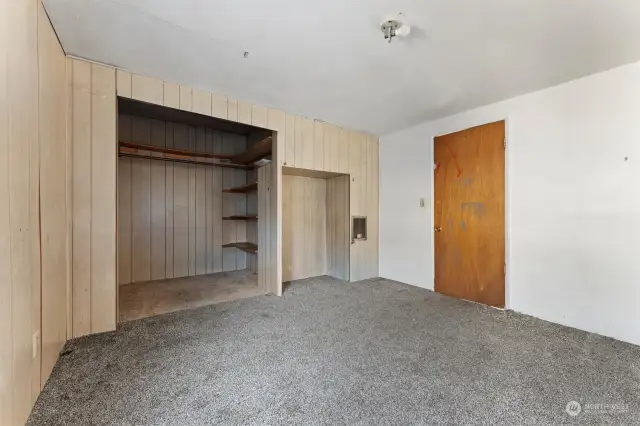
[118,113,248,285]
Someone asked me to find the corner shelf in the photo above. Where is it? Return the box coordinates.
[222,242,258,254]
[222,215,258,221]
[231,136,272,164]
[222,182,257,194]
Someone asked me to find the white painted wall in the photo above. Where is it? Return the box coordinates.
[380,60,640,346]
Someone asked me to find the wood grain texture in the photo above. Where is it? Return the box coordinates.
[71,59,92,337]
[434,121,505,307]
[38,2,68,385]
[118,115,248,284]
[131,74,163,105]
[90,63,116,333]
[326,175,350,280]
[282,175,327,281]
[116,69,132,98]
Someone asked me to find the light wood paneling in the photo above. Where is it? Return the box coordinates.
[313,121,324,171]
[90,63,117,333]
[179,85,192,112]
[282,175,327,281]
[193,88,211,116]
[163,83,179,109]
[38,1,68,385]
[131,74,163,105]
[116,69,132,98]
[117,114,246,285]
[2,2,73,423]
[257,164,273,292]
[211,94,227,120]
[71,59,92,337]
[326,175,350,280]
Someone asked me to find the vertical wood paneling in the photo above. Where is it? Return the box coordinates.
[313,121,324,171]
[90,63,116,333]
[131,74,163,105]
[131,118,151,282]
[211,94,227,120]
[338,128,350,174]
[258,164,273,292]
[212,132,223,273]
[326,175,350,280]
[117,115,132,285]
[233,135,247,269]
[268,109,285,295]
[227,98,238,122]
[188,128,196,275]
[195,129,207,274]
[150,120,166,280]
[222,134,237,271]
[238,100,252,124]
[284,114,296,166]
[323,123,338,173]
[179,86,192,112]
[282,175,327,281]
[193,89,211,116]
[38,1,68,385]
[71,59,92,337]
[163,82,179,109]
[165,123,175,278]
[116,69,132,98]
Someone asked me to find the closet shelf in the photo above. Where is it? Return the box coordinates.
[119,151,252,170]
[120,141,233,160]
[222,242,258,254]
[223,182,257,193]
[231,136,272,164]
[222,215,258,221]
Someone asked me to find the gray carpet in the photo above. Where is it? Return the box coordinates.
[28,277,640,425]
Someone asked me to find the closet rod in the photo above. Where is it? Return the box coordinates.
[119,141,234,160]
[118,152,253,170]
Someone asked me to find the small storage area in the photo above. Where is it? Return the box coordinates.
[282,167,351,283]
[117,98,272,322]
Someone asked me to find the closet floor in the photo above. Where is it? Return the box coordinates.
[118,269,261,323]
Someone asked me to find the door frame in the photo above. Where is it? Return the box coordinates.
[430,118,511,309]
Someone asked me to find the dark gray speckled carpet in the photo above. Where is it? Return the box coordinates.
[28,277,640,425]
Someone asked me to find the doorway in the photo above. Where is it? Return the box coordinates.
[433,120,506,307]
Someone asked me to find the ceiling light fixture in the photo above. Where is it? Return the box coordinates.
[380,19,411,43]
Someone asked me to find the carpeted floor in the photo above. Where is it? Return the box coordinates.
[28,277,640,425]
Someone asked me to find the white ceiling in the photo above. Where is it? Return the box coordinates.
[44,0,640,135]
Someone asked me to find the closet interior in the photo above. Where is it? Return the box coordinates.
[117,98,272,322]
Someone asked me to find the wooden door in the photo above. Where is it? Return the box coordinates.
[434,121,505,307]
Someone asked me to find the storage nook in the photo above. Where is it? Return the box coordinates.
[117,98,273,322]
[282,167,351,284]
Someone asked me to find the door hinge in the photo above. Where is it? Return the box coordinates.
[504,137,506,149]
[504,263,506,275]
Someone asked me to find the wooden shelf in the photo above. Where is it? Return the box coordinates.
[222,215,258,221]
[231,136,272,164]
[120,141,233,160]
[119,152,252,170]
[223,182,257,193]
[222,242,258,254]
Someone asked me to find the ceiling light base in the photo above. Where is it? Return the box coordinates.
[381,20,402,43]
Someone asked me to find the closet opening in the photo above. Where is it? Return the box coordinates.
[282,167,350,287]
[116,98,272,323]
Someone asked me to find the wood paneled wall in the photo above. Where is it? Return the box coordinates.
[117,114,248,285]
[1,2,70,424]
[258,164,275,292]
[282,175,328,281]
[38,1,70,386]
[327,175,350,281]
[69,59,117,338]
[67,60,378,334]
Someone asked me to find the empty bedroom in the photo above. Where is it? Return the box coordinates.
[2,0,640,424]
